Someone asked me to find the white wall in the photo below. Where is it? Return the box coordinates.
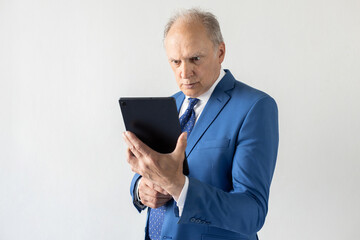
[1,0,359,239]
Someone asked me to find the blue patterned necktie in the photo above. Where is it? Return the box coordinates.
[148,98,199,240]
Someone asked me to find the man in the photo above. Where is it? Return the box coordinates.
[123,8,278,240]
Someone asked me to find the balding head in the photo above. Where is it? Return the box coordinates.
[164,8,224,48]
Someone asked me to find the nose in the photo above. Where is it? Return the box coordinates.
[180,62,193,79]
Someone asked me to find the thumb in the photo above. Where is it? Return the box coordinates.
[173,132,187,155]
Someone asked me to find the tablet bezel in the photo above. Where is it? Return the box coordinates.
[119,97,189,175]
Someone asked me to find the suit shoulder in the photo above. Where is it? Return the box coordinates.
[232,80,276,106]
[172,91,183,99]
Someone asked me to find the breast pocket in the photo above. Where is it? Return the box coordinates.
[196,138,230,149]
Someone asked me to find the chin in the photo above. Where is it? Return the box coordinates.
[181,88,192,96]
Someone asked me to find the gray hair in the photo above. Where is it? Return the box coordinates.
[164,8,224,47]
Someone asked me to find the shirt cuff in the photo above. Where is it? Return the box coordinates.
[135,177,144,204]
[175,176,189,216]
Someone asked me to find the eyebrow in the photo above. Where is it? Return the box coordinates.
[189,52,205,58]
[190,54,205,58]
[169,52,205,61]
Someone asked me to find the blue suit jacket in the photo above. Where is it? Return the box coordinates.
[130,70,279,240]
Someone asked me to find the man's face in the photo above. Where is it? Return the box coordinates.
[164,21,225,98]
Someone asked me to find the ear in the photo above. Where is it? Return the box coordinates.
[217,42,226,64]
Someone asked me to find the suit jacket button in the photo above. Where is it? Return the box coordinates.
[190,218,196,222]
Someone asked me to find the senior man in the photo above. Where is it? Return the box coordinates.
[123,8,279,240]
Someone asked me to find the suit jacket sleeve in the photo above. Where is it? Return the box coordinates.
[130,173,147,212]
[178,95,279,236]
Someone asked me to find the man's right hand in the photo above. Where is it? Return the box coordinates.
[138,177,172,209]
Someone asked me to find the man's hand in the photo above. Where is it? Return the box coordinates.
[138,178,172,208]
[123,131,187,200]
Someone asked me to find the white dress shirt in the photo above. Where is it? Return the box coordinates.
[136,68,226,216]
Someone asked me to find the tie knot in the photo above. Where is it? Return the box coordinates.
[188,98,199,110]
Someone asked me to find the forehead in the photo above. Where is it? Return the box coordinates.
[164,20,214,57]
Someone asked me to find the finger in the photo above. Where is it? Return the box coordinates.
[152,184,170,196]
[153,197,172,208]
[139,185,170,200]
[122,132,143,159]
[143,200,166,209]
[126,147,135,157]
[141,178,154,189]
[141,195,172,209]
[125,131,153,157]
[173,132,187,155]
[139,182,173,208]
[140,180,170,198]
[126,147,135,161]
[142,191,172,201]
[142,178,168,195]
[126,148,139,173]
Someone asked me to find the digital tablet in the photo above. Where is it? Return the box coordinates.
[119,97,189,175]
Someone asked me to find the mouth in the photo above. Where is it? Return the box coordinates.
[182,82,198,89]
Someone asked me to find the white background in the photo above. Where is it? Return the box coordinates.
[1,0,359,239]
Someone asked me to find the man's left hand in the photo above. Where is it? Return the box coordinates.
[123,131,187,200]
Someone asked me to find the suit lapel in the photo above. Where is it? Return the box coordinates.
[174,93,185,112]
[186,70,235,157]
[173,70,236,157]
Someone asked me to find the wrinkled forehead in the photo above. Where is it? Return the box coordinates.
[164,21,214,58]
[164,37,211,60]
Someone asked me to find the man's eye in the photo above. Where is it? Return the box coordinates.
[172,60,180,65]
[191,56,200,62]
